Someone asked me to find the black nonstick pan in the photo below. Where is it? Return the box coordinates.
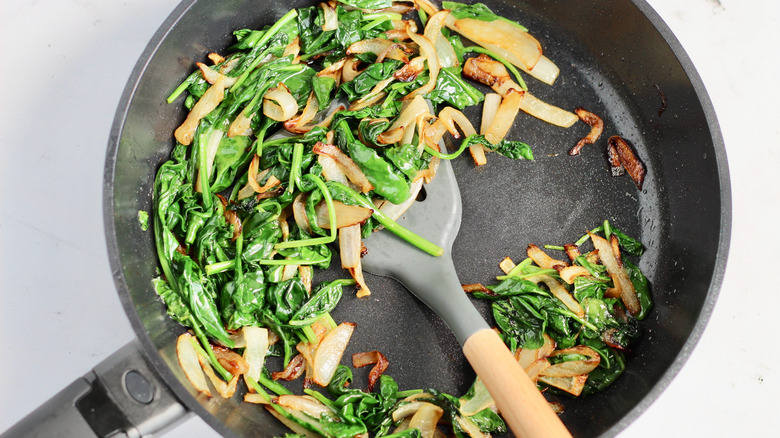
[3,0,729,437]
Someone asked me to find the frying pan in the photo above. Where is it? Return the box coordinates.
[2,0,729,437]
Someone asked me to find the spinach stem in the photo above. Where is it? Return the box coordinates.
[190,326,234,381]
[275,174,338,249]
[230,9,299,91]
[327,181,443,257]
[302,325,319,344]
[166,70,200,103]
[197,128,213,209]
[205,255,331,275]
[575,225,605,246]
[361,13,402,31]
[424,135,478,160]
[288,143,304,193]
[244,376,273,402]
[259,372,293,395]
[501,257,533,279]
[304,389,338,409]
[496,267,557,281]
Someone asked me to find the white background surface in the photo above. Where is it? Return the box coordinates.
[1,0,778,436]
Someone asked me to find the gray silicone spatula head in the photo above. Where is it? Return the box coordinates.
[359,159,573,438]
[360,158,490,345]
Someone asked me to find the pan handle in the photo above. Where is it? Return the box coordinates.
[2,340,189,438]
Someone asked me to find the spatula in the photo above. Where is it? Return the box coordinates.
[361,158,571,438]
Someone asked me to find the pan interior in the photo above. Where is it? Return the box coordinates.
[106,0,728,437]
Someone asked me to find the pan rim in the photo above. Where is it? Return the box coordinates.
[102,0,731,437]
[102,0,241,436]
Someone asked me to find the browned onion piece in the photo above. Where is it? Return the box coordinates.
[282,36,301,62]
[558,265,590,284]
[484,88,524,144]
[377,44,411,63]
[284,92,319,134]
[449,16,542,71]
[196,62,237,87]
[602,328,629,350]
[609,135,646,190]
[385,94,430,134]
[408,402,444,437]
[317,57,347,86]
[526,244,567,270]
[342,57,363,82]
[314,200,373,229]
[461,283,490,294]
[610,234,622,264]
[175,75,227,145]
[517,91,578,127]
[377,126,405,144]
[569,107,604,156]
[589,231,641,315]
[350,259,371,298]
[312,322,356,386]
[212,344,250,375]
[349,89,388,111]
[313,142,374,192]
[241,326,268,392]
[339,224,362,269]
[414,0,440,16]
[264,83,299,121]
[423,10,450,58]
[538,374,589,397]
[394,55,426,83]
[207,52,225,65]
[197,350,240,398]
[315,103,346,129]
[404,24,439,99]
[276,394,333,419]
[421,118,448,149]
[455,416,489,438]
[244,393,270,404]
[176,333,211,397]
[347,38,393,56]
[272,354,306,381]
[247,155,264,194]
[498,256,516,275]
[384,28,410,41]
[375,3,415,14]
[391,401,433,422]
[515,333,555,370]
[318,154,358,190]
[320,1,338,31]
[539,346,600,378]
[228,110,252,137]
[463,54,516,96]
[223,209,242,241]
[564,243,581,262]
[438,107,477,138]
[292,193,313,235]
[607,140,625,176]
[295,342,316,388]
[531,274,585,318]
[352,350,389,392]
[299,265,313,295]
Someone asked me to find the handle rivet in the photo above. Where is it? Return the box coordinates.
[124,370,154,404]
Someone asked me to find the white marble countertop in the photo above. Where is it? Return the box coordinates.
[1,0,777,436]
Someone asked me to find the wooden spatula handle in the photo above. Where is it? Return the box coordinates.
[463,329,572,438]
